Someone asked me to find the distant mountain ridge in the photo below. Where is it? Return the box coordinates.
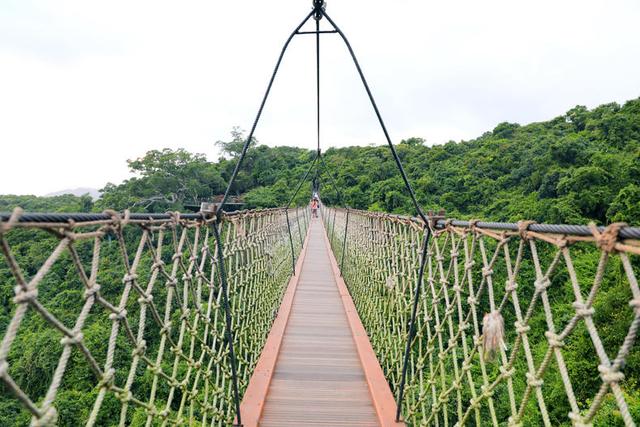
[45,187,101,200]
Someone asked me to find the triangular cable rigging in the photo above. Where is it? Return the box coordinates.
[213,1,432,423]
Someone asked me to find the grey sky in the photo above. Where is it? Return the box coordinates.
[1,0,639,196]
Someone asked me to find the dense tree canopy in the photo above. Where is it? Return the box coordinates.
[18,97,620,226]
[87,98,640,226]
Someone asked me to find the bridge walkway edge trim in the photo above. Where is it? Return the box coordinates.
[319,219,405,427]
[238,222,312,426]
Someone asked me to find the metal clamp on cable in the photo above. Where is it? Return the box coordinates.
[313,0,326,20]
[427,209,446,230]
[200,202,218,215]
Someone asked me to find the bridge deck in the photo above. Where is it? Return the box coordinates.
[240,217,402,426]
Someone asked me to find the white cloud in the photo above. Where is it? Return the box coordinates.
[1,0,639,195]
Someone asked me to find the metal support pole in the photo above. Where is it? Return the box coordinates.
[340,208,350,276]
[330,208,337,246]
[211,221,243,426]
[395,228,432,421]
[285,209,297,275]
[295,207,303,247]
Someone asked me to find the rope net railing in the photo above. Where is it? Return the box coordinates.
[323,207,640,426]
[0,207,309,426]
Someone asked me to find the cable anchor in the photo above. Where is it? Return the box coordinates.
[313,0,326,20]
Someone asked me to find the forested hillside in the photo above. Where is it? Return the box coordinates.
[3,98,638,225]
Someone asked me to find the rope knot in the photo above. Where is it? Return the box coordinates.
[467,296,477,306]
[505,280,517,292]
[589,222,627,253]
[385,276,396,290]
[116,390,133,403]
[507,416,523,427]
[103,209,126,226]
[60,332,83,346]
[629,298,640,315]
[598,364,624,384]
[573,301,595,318]
[99,368,116,388]
[122,273,137,283]
[480,384,494,398]
[109,309,127,321]
[534,278,550,292]
[568,411,593,427]
[500,366,515,378]
[482,267,494,277]
[83,284,101,299]
[517,220,536,240]
[133,340,147,356]
[545,331,564,348]
[138,293,153,304]
[515,320,531,334]
[526,372,543,387]
[147,364,162,375]
[13,286,37,304]
[160,322,172,335]
[0,207,23,234]
[168,211,181,224]
[32,406,58,427]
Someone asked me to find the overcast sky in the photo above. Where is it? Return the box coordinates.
[1,0,639,196]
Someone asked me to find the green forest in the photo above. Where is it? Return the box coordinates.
[5,98,639,226]
[2,98,639,225]
[1,98,639,426]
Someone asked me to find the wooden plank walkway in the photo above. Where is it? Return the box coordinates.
[260,219,378,426]
[240,217,403,427]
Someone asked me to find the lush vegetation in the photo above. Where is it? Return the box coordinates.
[21,98,638,226]
[1,98,639,425]
[4,99,635,225]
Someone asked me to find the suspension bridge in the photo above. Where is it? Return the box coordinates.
[1,1,640,426]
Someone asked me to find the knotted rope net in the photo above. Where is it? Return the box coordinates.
[0,207,308,426]
[324,207,640,426]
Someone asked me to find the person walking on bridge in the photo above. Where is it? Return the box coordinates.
[310,197,319,218]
